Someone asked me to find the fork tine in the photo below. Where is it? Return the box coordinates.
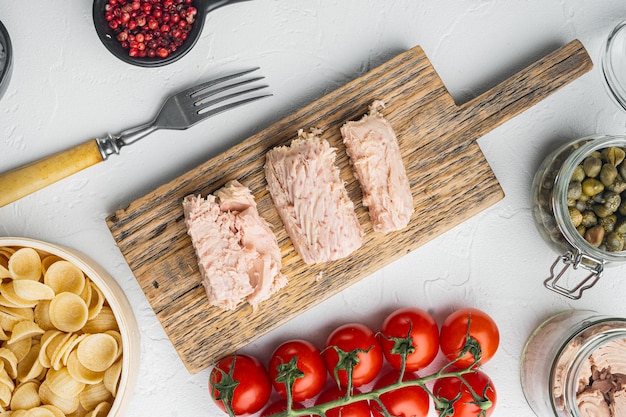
[193,93,273,122]
[183,67,260,98]
[195,85,270,111]
[192,77,266,104]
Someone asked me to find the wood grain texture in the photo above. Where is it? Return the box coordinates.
[0,140,103,208]
[106,40,592,373]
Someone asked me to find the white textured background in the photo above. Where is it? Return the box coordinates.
[2,1,626,416]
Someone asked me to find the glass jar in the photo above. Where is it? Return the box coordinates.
[531,135,626,299]
[521,310,626,417]
[602,20,626,112]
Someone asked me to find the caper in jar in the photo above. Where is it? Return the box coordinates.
[567,181,582,200]
[600,163,618,186]
[572,165,586,182]
[599,214,617,233]
[606,232,625,251]
[602,146,626,166]
[583,155,602,177]
[567,145,626,251]
[569,207,583,228]
[607,177,626,193]
[585,225,605,246]
[581,210,598,228]
[582,178,604,196]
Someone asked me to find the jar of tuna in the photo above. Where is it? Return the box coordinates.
[521,310,626,417]
[531,135,626,299]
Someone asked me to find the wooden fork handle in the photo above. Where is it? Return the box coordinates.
[0,140,104,208]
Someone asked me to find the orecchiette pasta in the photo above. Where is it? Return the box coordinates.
[0,246,124,416]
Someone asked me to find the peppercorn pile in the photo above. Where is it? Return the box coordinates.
[104,0,197,59]
[568,146,626,251]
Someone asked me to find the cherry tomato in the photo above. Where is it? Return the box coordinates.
[370,370,430,417]
[315,386,370,417]
[260,400,306,417]
[439,308,500,368]
[433,370,497,417]
[269,339,327,402]
[323,323,383,387]
[379,307,439,372]
[209,354,272,416]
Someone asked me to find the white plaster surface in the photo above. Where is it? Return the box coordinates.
[2,1,626,416]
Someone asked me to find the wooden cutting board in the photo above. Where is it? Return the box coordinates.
[106,40,592,373]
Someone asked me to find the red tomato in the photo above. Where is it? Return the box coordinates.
[323,323,383,387]
[370,370,430,417]
[315,386,370,417]
[379,307,439,372]
[433,370,497,417]
[439,308,500,368]
[260,400,306,417]
[209,355,272,416]
[269,339,327,402]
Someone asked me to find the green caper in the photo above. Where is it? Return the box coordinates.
[607,176,626,193]
[578,193,590,203]
[581,210,598,227]
[592,193,606,204]
[604,191,621,213]
[569,207,583,227]
[615,219,626,234]
[571,165,586,182]
[582,178,604,196]
[583,155,602,177]
[600,163,618,186]
[575,200,589,213]
[602,147,626,166]
[567,181,582,200]
[619,161,626,179]
[593,204,614,218]
[577,225,586,236]
[605,232,625,251]
[600,214,617,233]
[585,225,605,246]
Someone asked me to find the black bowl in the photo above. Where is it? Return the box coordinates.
[0,20,12,99]
[92,0,250,67]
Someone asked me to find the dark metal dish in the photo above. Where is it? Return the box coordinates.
[0,20,12,99]
[92,0,250,67]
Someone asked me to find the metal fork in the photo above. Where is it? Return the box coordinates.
[0,68,271,208]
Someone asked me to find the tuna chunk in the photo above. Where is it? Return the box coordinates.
[265,129,363,264]
[577,389,611,417]
[183,180,286,310]
[340,101,413,233]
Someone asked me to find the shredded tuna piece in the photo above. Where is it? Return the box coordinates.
[183,180,286,310]
[577,389,612,417]
[265,129,363,264]
[340,100,413,233]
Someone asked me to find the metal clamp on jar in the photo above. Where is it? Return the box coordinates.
[531,135,626,299]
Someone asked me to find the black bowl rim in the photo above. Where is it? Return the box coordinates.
[92,0,206,68]
[0,20,12,98]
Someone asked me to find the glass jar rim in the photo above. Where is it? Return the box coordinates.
[553,134,626,263]
[602,20,626,112]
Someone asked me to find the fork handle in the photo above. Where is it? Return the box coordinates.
[0,140,103,208]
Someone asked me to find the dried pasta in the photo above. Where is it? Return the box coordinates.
[0,245,124,416]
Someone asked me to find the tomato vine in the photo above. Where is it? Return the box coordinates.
[209,308,498,417]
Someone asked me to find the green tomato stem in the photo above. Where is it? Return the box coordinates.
[264,362,478,417]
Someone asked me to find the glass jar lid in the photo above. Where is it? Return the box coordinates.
[0,20,12,100]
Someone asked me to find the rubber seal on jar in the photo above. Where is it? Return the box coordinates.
[544,250,604,299]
